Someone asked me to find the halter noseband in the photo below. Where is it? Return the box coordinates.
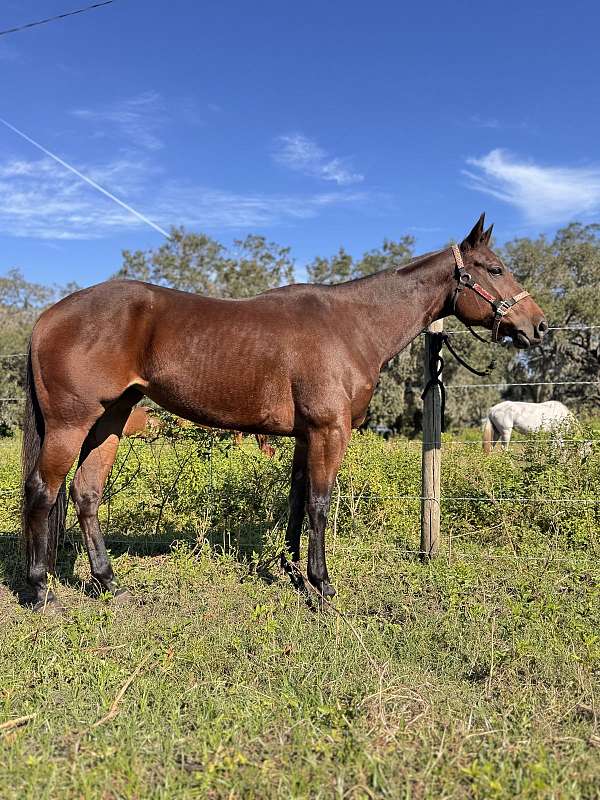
[451,244,530,342]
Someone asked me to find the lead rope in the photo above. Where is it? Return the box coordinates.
[421,332,447,430]
[420,330,495,432]
[442,332,495,377]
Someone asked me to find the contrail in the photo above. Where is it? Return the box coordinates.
[0,116,170,238]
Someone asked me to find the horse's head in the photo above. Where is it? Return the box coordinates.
[452,214,547,348]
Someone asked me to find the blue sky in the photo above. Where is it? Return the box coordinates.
[0,0,599,286]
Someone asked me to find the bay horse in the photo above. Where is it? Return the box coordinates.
[21,214,546,611]
[122,405,162,438]
[482,400,574,452]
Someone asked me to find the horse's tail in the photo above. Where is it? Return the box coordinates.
[482,418,495,454]
[21,342,66,571]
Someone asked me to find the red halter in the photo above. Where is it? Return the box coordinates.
[451,244,530,342]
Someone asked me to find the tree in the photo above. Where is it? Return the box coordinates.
[500,223,600,413]
[0,269,54,434]
[307,237,415,283]
[2,223,599,438]
[116,227,295,298]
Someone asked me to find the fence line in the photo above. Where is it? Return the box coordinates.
[0,532,589,567]
[1,320,599,566]
[1,484,598,505]
[448,380,599,389]
[444,324,600,336]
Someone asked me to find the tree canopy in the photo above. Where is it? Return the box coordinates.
[115,228,295,299]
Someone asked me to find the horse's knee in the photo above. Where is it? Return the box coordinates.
[70,482,101,518]
[307,494,330,528]
[24,471,54,516]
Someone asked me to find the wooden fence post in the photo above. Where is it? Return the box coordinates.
[420,319,443,559]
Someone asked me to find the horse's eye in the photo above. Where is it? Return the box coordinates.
[488,266,503,276]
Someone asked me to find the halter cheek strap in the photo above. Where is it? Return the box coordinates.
[451,244,530,342]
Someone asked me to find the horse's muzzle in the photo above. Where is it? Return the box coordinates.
[513,317,547,349]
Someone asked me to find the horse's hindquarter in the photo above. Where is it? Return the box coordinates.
[31,281,157,426]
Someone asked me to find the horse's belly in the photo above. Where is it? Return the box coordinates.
[144,373,295,435]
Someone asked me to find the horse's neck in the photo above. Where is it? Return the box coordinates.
[334,250,453,366]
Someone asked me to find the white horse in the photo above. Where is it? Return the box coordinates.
[482,400,574,452]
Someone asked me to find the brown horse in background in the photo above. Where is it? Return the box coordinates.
[123,404,275,455]
[122,406,161,438]
[232,431,275,457]
[21,215,546,611]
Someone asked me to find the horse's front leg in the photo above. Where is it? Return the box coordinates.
[304,422,350,599]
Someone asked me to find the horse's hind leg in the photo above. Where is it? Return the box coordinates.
[70,398,138,598]
[24,427,90,612]
[281,438,308,587]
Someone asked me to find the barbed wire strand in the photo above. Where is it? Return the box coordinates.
[1,488,598,504]
[0,532,591,566]
[449,380,599,389]
[1,376,599,404]
[443,324,600,337]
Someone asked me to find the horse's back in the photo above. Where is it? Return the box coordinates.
[488,399,572,435]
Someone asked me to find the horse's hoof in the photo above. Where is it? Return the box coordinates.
[32,596,66,615]
[320,582,336,599]
[309,579,336,600]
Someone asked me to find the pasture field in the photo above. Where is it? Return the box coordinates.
[0,431,599,799]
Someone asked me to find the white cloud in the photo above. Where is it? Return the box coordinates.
[273,133,364,185]
[469,115,501,130]
[72,92,166,151]
[0,157,152,239]
[464,149,600,225]
[0,156,368,240]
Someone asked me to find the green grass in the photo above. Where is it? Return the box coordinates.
[0,432,599,799]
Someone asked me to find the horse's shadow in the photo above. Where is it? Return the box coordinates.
[0,520,282,607]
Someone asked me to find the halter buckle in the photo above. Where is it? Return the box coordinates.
[494,299,513,317]
[458,271,472,285]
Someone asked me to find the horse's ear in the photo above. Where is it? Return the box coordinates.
[482,223,494,246]
[461,213,486,250]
